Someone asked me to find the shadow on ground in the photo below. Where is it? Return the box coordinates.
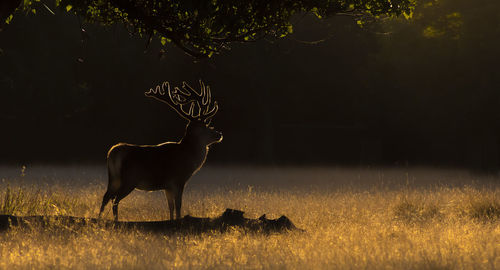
[0,209,302,234]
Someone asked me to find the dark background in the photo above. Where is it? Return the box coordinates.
[1,0,499,172]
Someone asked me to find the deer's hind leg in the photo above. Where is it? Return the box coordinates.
[111,186,135,221]
[101,165,121,218]
[99,190,114,218]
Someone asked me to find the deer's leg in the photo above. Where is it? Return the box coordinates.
[174,185,185,220]
[164,190,175,220]
[112,201,119,222]
[111,187,134,222]
[98,190,113,218]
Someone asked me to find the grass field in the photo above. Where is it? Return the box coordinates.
[0,166,498,269]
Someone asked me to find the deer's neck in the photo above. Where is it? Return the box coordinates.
[179,135,209,156]
[177,135,209,174]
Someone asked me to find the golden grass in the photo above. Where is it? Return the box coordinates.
[0,166,498,269]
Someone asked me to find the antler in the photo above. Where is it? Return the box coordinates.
[145,80,219,124]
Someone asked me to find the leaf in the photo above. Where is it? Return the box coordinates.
[160,37,167,46]
[66,5,73,12]
[5,15,13,25]
[403,11,413,20]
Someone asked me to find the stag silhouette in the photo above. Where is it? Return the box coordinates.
[99,80,222,221]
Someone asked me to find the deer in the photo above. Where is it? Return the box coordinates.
[98,80,223,221]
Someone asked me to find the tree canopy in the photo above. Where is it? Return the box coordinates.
[2,0,415,58]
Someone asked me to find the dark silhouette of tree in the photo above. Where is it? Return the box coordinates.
[2,0,415,58]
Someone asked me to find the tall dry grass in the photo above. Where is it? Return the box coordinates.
[0,166,498,269]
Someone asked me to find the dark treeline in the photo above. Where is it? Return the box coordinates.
[0,0,499,171]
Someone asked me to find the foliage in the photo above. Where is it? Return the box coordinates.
[393,199,440,223]
[4,0,416,58]
[0,185,82,216]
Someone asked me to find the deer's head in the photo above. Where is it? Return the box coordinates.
[145,80,223,146]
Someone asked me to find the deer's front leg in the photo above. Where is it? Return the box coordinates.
[174,185,185,219]
[164,189,175,220]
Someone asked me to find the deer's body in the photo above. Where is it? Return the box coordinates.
[107,141,206,192]
[99,80,222,221]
